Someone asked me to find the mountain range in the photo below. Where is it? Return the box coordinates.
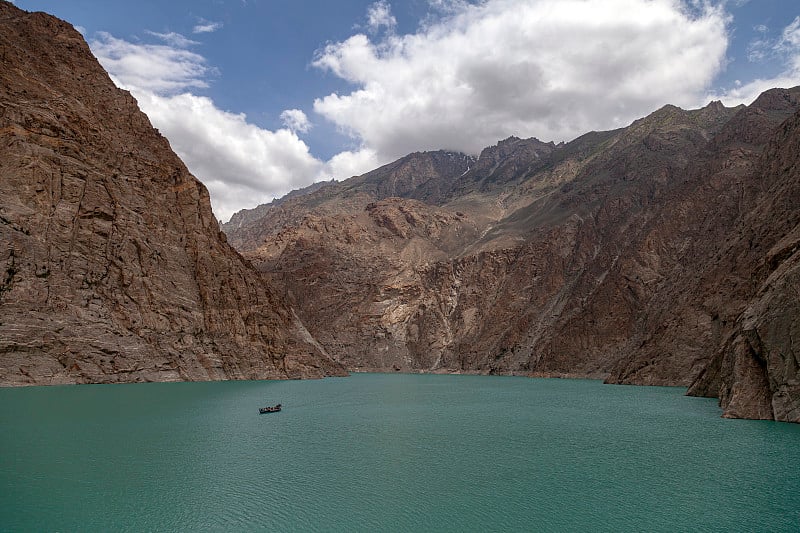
[223,91,800,423]
[1,2,798,422]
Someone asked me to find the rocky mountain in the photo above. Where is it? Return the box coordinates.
[224,179,335,231]
[0,2,345,385]
[3,3,796,423]
[683,100,800,422]
[225,89,800,422]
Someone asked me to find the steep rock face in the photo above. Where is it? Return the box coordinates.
[402,101,747,378]
[343,150,475,204]
[686,108,800,421]
[601,89,800,386]
[224,180,335,232]
[0,3,345,385]
[242,197,482,371]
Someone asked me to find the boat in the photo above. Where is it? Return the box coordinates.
[259,404,282,414]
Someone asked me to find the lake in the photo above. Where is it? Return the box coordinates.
[1,373,798,531]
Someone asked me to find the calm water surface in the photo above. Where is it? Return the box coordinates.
[1,373,798,531]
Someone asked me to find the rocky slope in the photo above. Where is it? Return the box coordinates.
[226,89,800,422]
[0,2,345,385]
[684,104,800,422]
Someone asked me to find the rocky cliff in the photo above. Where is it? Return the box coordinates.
[0,2,345,385]
[226,89,800,422]
[684,104,800,422]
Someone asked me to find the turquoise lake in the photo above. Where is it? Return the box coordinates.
[1,373,799,531]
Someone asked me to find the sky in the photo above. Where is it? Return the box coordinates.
[12,0,800,222]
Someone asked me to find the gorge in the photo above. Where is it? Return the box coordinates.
[1,2,798,423]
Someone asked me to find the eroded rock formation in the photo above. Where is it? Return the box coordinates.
[0,2,345,384]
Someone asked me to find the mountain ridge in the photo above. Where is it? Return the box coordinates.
[225,89,800,422]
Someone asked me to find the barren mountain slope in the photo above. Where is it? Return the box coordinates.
[226,86,800,422]
[605,88,800,388]
[225,100,743,376]
[0,2,345,385]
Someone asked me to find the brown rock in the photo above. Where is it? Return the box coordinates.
[0,3,345,385]
[225,87,800,422]
[687,108,800,421]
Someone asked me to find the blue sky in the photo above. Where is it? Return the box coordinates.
[13,0,800,221]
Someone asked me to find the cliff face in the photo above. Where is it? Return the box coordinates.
[598,90,800,385]
[685,106,800,422]
[226,88,800,421]
[0,3,345,385]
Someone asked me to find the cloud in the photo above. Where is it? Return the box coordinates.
[90,32,325,222]
[320,147,381,182]
[313,0,731,160]
[193,19,223,34]
[90,30,380,221]
[747,23,771,62]
[91,32,212,94]
[713,16,800,105]
[426,0,470,15]
[280,108,312,134]
[778,16,800,52]
[366,1,396,33]
[85,1,800,222]
[133,92,323,221]
[145,30,199,48]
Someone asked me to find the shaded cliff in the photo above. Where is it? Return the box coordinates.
[0,2,345,384]
[685,106,800,422]
[226,88,800,421]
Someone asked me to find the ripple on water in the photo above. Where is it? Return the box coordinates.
[0,374,799,531]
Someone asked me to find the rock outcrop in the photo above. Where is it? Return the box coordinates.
[0,2,345,385]
[226,89,800,422]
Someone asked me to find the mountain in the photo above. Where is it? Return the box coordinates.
[683,98,800,422]
[225,89,800,422]
[3,3,797,422]
[0,2,345,384]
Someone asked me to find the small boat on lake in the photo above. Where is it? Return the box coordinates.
[259,404,282,414]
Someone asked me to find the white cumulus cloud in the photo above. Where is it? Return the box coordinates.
[91,32,212,94]
[280,109,312,134]
[90,32,324,222]
[313,0,731,160]
[133,92,323,221]
[86,1,800,222]
[320,147,381,182]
